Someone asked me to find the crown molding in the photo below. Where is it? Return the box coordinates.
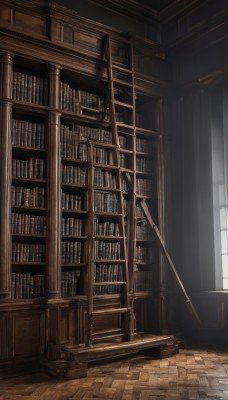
[88,0,159,23]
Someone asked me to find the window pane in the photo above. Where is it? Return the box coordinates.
[220,207,228,230]
[223,279,228,289]
[222,254,228,277]
[221,230,228,254]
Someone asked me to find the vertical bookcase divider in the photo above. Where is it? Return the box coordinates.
[47,65,61,299]
[87,139,95,347]
[0,52,13,299]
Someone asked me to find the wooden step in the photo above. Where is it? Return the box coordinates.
[114,100,134,108]
[61,334,174,364]
[91,307,129,315]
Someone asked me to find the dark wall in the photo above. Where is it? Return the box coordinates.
[162,1,228,337]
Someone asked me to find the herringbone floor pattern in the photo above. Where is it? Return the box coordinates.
[1,349,228,399]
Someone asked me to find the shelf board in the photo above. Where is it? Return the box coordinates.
[94,163,119,170]
[12,262,45,266]
[94,186,120,192]
[61,157,88,164]
[89,142,117,149]
[94,259,126,264]
[62,263,86,268]
[12,177,46,185]
[12,146,46,154]
[94,212,122,217]
[62,209,88,215]
[12,233,46,238]
[62,235,88,240]
[60,109,111,128]
[94,235,124,240]
[12,205,46,212]
[13,100,50,115]
[62,183,87,190]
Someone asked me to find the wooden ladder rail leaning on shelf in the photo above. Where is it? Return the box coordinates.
[139,199,202,328]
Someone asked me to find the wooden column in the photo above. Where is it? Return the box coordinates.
[0,52,13,299]
[47,65,61,299]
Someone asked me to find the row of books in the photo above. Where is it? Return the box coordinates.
[61,218,82,236]
[80,90,106,112]
[122,178,129,192]
[94,217,120,236]
[62,192,83,211]
[136,222,151,240]
[136,178,153,197]
[135,246,155,263]
[79,126,112,144]
[12,119,45,149]
[11,273,45,299]
[12,72,47,105]
[62,165,87,186]
[95,240,121,260]
[12,243,45,263]
[62,241,82,264]
[120,153,130,169]
[60,82,81,113]
[136,157,152,172]
[119,135,129,149]
[12,158,44,180]
[136,137,151,153]
[60,124,88,161]
[12,213,46,235]
[94,192,119,213]
[61,270,80,297]
[94,168,117,189]
[93,147,114,166]
[133,271,153,292]
[12,186,45,208]
[94,264,123,295]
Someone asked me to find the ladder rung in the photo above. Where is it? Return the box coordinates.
[92,307,129,315]
[119,148,133,154]
[116,122,135,130]
[94,236,125,240]
[136,126,159,135]
[112,65,133,74]
[94,281,126,286]
[114,100,133,109]
[94,259,126,263]
[113,77,133,87]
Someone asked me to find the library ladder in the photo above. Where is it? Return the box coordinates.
[86,36,136,347]
[106,34,137,289]
[105,34,202,332]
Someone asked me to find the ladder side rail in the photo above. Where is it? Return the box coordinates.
[106,34,132,339]
[139,200,202,328]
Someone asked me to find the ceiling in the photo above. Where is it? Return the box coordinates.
[139,0,175,11]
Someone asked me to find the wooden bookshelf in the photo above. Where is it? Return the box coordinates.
[0,0,174,379]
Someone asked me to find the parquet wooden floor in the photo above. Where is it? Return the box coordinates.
[1,348,228,399]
